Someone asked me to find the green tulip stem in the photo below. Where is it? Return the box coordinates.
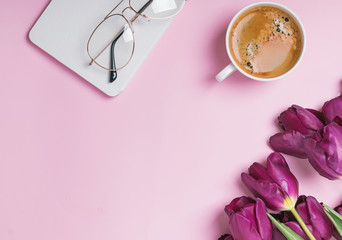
[290,207,317,240]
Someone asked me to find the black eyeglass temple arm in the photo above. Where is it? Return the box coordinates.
[109,31,123,83]
[109,0,153,83]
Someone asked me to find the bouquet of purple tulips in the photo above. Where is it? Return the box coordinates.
[219,95,342,240]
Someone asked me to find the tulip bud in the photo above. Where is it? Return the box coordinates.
[241,152,298,211]
[278,105,324,136]
[270,105,324,158]
[225,197,272,240]
[224,196,255,217]
[322,96,342,125]
[304,122,342,180]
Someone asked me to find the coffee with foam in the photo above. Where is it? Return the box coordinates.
[229,6,303,78]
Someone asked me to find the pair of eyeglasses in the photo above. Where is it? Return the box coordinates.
[86,0,186,83]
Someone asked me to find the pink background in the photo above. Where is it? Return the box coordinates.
[1,0,342,239]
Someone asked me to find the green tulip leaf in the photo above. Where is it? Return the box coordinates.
[323,204,342,237]
[267,213,305,240]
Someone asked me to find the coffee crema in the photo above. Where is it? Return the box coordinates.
[229,6,303,78]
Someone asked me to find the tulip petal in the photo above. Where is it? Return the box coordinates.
[305,196,333,239]
[304,124,342,180]
[239,204,259,232]
[225,196,255,217]
[278,107,305,133]
[255,199,272,240]
[295,202,310,225]
[267,153,299,202]
[249,162,273,181]
[272,227,287,240]
[278,107,294,130]
[319,123,342,175]
[278,105,323,136]
[305,139,340,179]
[230,213,262,240]
[307,109,325,123]
[294,105,324,132]
[269,131,307,159]
[284,222,309,240]
[295,196,310,225]
[241,173,286,210]
[322,96,342,124]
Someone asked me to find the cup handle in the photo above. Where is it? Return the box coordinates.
[216,64,237,82]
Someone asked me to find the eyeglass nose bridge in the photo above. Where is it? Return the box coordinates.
[121,6,147,23]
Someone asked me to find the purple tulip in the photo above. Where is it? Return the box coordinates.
[241,152,298,211]
[295,196,334,239]
[304,122,342,180]
[278,105,324,135]
[224,196,255,217]
[272,196,333,240]
[322,96,342,125]
[269,105,324,158]
[225,197,272,240]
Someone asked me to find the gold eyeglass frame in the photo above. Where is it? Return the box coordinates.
[86,0,186,72]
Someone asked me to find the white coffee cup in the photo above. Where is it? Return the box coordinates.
[216,2,306,82]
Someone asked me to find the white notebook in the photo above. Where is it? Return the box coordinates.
[29,0,175,96]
